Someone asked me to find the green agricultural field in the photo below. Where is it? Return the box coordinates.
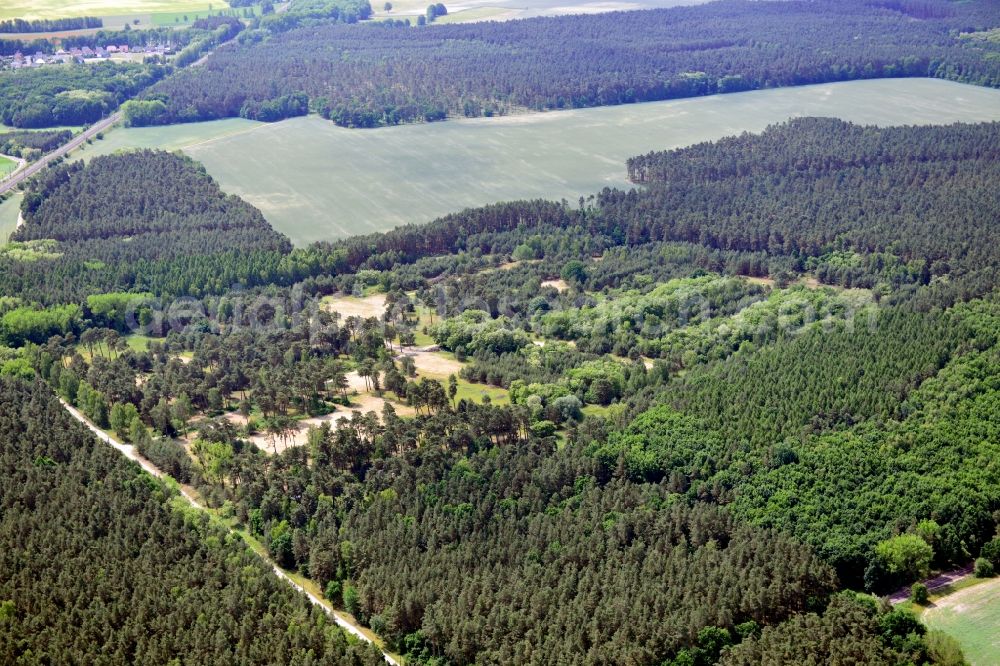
[0,193,22,246]
[66,117,260,161]
[0,0,226,21]
[69,78,1000,246]
[376,0,706,22]
[429,7,514,23]
[922,577,1000,666]
[0,155,17,179]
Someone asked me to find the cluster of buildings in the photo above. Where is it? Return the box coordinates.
[3,43,175,69]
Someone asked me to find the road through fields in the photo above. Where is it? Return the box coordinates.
[0,112,122,196]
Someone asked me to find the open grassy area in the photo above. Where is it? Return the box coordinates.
[124,334,155,352]
[431,7,516,23]
[69,79,1000,246]
[0,155,17,179]
[0,0,227,21]
[67,117,261,161]
[922,576,1000,666]
[0,193,22,246]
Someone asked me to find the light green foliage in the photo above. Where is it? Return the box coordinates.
[76,381,109,427]
[529,420,556,438]
[981,537,1000,567]
[0,356,34,379]
[655,284,873,366]
[110,402,140,439]
[1,303,81,346]
[875,534,934,581]
[0,240,63,262]
[431,310,529,355]
[566,358,626,405]
[923,630,969,666]
[342,583,360,616]
[86,292,154,329]
[540,275,754,342]
[191,438,234,485]
[509,380,570,406]
[559,259,586,285]
[121,100,169,128]
[591,406,725,484]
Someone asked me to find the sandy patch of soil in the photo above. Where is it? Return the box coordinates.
[324,293,387,320]
[540,279,569,292]
[223,392,414,455]
[801,276,821,289]
[742,274,823,289]
[406,349,464,377]
[742,275,775,287]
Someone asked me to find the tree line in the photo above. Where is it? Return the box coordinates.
[0,17,102,33]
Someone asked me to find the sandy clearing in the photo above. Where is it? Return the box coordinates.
[742,275,824,289]
[224,391,414,455]
[742,275,775,287]
[324,293,387,320]
[406,349,464,377]
[541,279,569,292]
[801,277,821,289]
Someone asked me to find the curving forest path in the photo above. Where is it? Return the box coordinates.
[888,564,975,605]
[59,397,401,665]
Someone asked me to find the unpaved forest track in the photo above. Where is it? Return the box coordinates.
[59,398,401,665]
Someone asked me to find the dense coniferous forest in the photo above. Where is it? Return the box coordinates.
[2,150,292,304]
[2,116,998,664]
[138,0,1000,127]
[0,61,167,128]
[0,377,385,665]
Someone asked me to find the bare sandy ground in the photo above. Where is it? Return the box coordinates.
[324,293,387,319]
[224,391,415,455]
[541,279,569,292]
[405,348,464,377]
[743,275,822,289]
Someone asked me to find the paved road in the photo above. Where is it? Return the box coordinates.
[888,563,975,604]
[0,111,122,197]
[60,397,400,665]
